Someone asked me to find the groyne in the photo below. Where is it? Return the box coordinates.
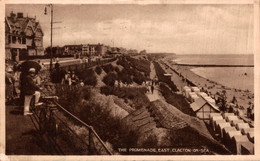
[173,64,254,67]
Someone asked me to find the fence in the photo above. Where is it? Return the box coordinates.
[44,57,117,72]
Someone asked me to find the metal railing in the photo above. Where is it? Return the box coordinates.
[35,90,113,155]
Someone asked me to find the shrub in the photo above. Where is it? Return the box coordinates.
[102,64,114,73]
[100,86,150,110]
[117,69,133,84]
[103,72,117,86]
[126,56,151,76]
[55,86,140,150]
[77,68,97,86]
[95,66,102,75]
[159,83,194,116]
[114,66,120,73]
[133,72,146,85]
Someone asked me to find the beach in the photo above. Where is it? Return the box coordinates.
[159,55,254,124]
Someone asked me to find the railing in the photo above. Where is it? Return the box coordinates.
[32,90,113,155]
[43,57,117,72]
[53,99,113,155]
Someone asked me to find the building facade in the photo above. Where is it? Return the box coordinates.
[64,45,82,56]
[5,12,44,61]
[82,44,107,56]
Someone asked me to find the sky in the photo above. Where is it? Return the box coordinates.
[5,4,253,54]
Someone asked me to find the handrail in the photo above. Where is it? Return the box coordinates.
[52,100,113,155]
[38,57,116,155]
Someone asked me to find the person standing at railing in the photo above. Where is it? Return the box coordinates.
[23,68,43,115]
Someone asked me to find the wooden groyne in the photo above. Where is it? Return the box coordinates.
[175,64,254,67]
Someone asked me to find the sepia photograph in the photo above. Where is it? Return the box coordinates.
[2,0,259,160]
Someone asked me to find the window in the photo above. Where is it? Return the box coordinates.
[8,35,11,44]
[12,36,16,43]
[22,38,26,44]
[18,37,21,44]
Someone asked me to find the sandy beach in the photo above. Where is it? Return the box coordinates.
[159,55,254,125]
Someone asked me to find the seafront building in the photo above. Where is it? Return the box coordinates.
[5,12,44,61]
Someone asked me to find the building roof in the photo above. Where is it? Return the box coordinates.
[190,97,220,112]
[6,13,43,36]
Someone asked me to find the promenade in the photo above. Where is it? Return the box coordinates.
[6,105,47,155]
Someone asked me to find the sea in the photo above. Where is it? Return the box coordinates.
[173,54,254,92]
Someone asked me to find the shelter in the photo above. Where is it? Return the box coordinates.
[190,97,220,122]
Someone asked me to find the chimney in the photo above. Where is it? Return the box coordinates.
[17,12,23,18]
[10,11,17,22]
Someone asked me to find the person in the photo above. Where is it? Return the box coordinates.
[151,84,154,94]
[23,68,42,115]
[38,60,45,70]
[13,62,20,81]
[71,71,79,85]
[6,67,15,104]
[247,101,253,118]
[64,71,72,85]
[79,80,84,87]
[54,60,60,70]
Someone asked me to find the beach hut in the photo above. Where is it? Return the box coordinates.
[223,127,237,144]
[222,113,235,120]
[182,86,190,96]
[191,86,200,94]
[241,128,254,135]
[214,119,226,133]
[231,135,251,154]
[247,132,254,143]
[183,87,191,98]
[217,122,231,138]
[231,119,244,126]
[203,96,216,105]
[235,123,250,131]
[190,97,220,122]
[227,130,242,150]
[198,92,208,98]
[226,115,238,122]
[188,92,197,102]
[211,115,224,131]
[209,113,221,126]
[241,141,254,154]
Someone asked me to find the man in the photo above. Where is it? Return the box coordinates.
[23,68,42,115]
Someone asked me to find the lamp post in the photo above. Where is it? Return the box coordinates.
[44,4,53,72]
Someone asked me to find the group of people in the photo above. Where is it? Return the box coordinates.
[113,78,158,94]
[51,63,84,86]
[6,61,43,116]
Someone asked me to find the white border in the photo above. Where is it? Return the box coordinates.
[0,0,259,160]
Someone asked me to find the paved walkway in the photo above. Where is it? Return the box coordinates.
[146,62,160,102]
[5,105,47,155]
